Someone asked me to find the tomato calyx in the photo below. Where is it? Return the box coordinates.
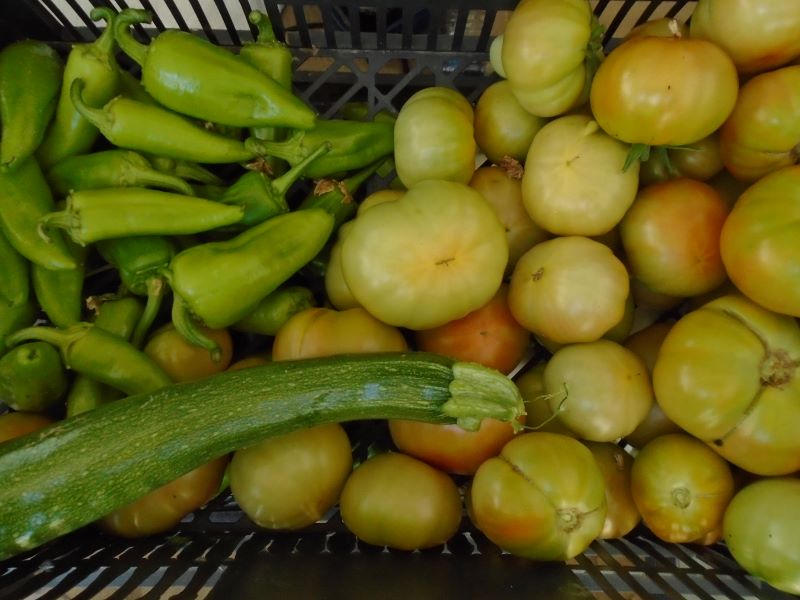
[759,349,799,388]
[585,17,606,87]
[671,487,691,509]
[499,156,523,180]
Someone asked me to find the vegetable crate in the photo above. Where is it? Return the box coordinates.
[0,1,794,599]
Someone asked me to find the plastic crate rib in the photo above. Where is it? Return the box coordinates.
[0,1,795,599]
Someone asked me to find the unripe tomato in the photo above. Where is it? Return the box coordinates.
[584,441,640,540]
[590,33,738,146]
[0,411,53,444]
[639,133,723,185]
[516,362,578,438]
[144,323,233,382]
[325,221,360,311]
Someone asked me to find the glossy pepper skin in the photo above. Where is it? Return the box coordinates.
[117,69,157,105]
[220,141,331,228]
[46,150,194,196]
[0,228,29,310]
[31,240,88,328]
[232,285,315,336]
[0,301,37,357]
[70,79,256,164]
[239,10,294,177]
[144,154,223,185]
[114,8,316,130]
[6,324,172,396]
[37,8,121,169]
[66,296,144,417]
[96,236,176,347]
[169,208,335,356]
[0,342,69,412]
[245,119,395,179]
[0,40,63,171]
[0,157,76,270]
[39,187,245,246]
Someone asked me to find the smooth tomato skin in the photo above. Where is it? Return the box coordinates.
[229,424,353,530]
[620,178,729,298]
[394,93,476,188]
[522,115,640,236]
[625,17,689,40]
[653,295,800,475]
[719,65,800,182]
[590,36,738,146]
[469,166,550,272]
[271,307,408,361]
[0,411,53,444]
[100,456,228,538]
[720,165,800,317]
[723,477,800,595]
[469,432,607,561]
[325,221,360,311]
[144,324,233,383]
[501,0,595,117]
[339,452,462,550]
[690,0,800,74]
[544,340,654,442]
[226,355,270,371]
[357,189,404,215]
[415,284,529,375]
[509,236,630,344]
[473,80,547,165]
[388,418,517,476]
[631,434,735,544]
[341,180,508,330]
[516,362,578,437]
[623,322,682,448]
[584,441,640,540]
[639,133,724,185]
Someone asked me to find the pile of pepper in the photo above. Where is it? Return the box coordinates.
[0,7,394,414]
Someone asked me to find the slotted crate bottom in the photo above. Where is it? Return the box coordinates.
[0,492,791,600]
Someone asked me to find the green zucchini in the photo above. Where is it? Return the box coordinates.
[0,352,524,560]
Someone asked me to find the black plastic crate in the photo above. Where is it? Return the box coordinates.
[0,1,794,598]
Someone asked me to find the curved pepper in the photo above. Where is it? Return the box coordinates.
[245,119,395,179]
[70,79,256,164]
[39,187,245,246]
[0,157,76,270]
[168,207,335,357]
[114,8,316,130]
[31,239,88,328]
[232,285,316,336]
[0,40,63,171]
[37,7,121,169]
[46,150,194,196]
[220,141,331,228]
[0,228,29,310]
[97,236,175,347]
[6,324,172,396]
[66,296,144,417]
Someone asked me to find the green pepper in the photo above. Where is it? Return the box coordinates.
[232,285,316,336]
[70,79,256,164]
[0,228,29,310]
[0,157,76,270]
[39,187,245,246]
[117,69,157,105]
[0,301,37,357]
[298,157,389,229]
[96,236,175,348]
[144,154,223,185]
[114,8,316,130]
[239,10,294,177]
[66,296,144,417]
[245,119,395,179]
[31,239,88,328]
[6,324,172,396]
[190,183,228,202]
[0,342,69,412]
[168,207,335,356]
[37,8,121,169]
[46,150,195,196]
[0,40,63,171]
[220,141,331,228]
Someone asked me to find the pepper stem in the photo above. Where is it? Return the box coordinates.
[442,362,526,432]
[38,211,77,245]
[88,7,118,56]
[5,324,91,361]
[70,79,113,133]
[245,136,295,162]
[170,293,222,362]
[271,141,333,197]
[130,277,166,348]
[249,10,279,45]
[113,8,152,67]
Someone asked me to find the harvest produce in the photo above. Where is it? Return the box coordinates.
[1,1,799,595]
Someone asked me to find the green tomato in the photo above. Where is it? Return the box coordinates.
[521,114,639,236]
[723,477,800,595]
[341,180,508,330]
